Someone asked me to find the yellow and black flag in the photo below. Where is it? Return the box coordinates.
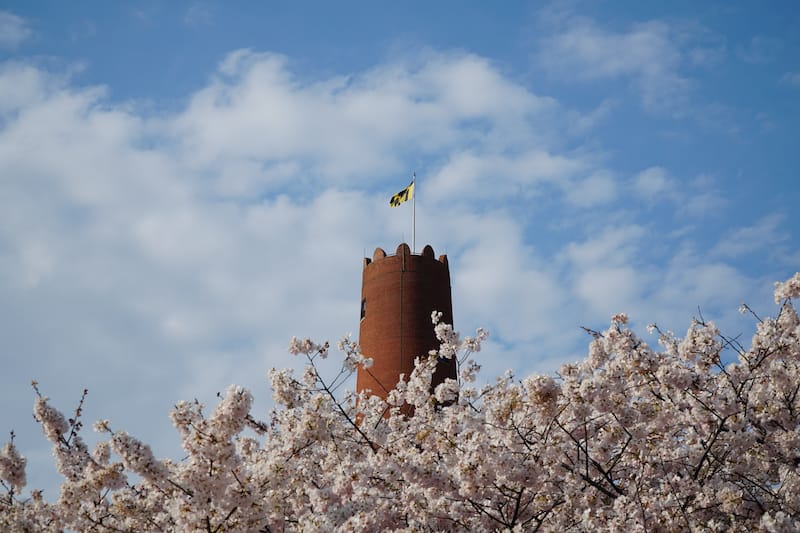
[389,181,414,207]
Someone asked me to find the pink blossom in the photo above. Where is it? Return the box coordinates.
[2,273,800,530]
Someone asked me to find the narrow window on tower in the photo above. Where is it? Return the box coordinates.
[360,298,366,320]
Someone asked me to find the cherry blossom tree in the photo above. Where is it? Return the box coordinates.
[2,273,800,532]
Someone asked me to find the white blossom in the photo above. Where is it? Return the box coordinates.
[2,273,800,531]
[774,272,800,302]
[0,441,26,491]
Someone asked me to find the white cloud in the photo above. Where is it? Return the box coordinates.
[672,20,727,68]
[560,225,652,322]
[559,224,768,342]
[16,241,55,288]
[782,72,800,87]
[640,247,764,340]
[184,3,213,28]
[562,225,646,268]
[536,15,691,113]
[453,216,566,342]
[565,98,616,134]
[564,170,617,207]
[712,214,788,258]
[679,173,727,217]
[172,49,559,182]
[0,62,52,112]
[575,265,644,318]
[688,46,726,67]
[633,166,675,202]
[540,19,677,79]
[629,167,726,218]
[0,11,30,49]
[426,149,585,205]
[736,35,781,64]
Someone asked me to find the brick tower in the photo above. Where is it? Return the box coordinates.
[356,243,457,399]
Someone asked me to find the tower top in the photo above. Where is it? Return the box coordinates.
[363,243,448,269]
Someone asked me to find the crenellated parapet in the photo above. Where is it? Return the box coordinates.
[363,243,449,269]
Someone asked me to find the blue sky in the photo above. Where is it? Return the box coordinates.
[1,1,799,494]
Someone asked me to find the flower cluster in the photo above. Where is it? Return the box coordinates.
[2,273,800,531]
[0,437,26,492]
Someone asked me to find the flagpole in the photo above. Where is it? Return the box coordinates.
[411,171,416,253]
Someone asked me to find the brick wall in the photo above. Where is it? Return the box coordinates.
[356,243,457,400]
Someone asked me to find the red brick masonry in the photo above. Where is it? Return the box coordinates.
[356,243,457,400]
